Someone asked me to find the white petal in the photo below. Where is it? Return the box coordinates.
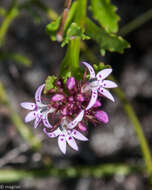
[42,114,53,128]
[34,116,42,128]
[82,62,95,79]
[98,87,115,102]
[97,69,112,80]
[66,135,78,151]
[86,89,98,110]
[72,129,88,141]
[101,80,117,88]
[58,135,66,154]
[43,128,61,138]
[35,84,45,104]
[67,110,84,129]
[25,111,37,123]
[20,102,36,110]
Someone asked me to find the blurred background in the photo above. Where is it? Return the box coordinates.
[0,0,152,189]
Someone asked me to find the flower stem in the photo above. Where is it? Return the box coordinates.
[60,0,87,78]
[119,8,152,36]
[110,77,152,178]
[0,0,19,47]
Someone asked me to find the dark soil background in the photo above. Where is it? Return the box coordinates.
[0,0,152,189]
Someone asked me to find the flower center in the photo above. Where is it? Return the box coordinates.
[40,106,49,113]
[88,78,99,88]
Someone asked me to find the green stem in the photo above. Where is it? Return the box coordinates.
[0,82,41,151]
[60,0,87,78]
[0,164,142,182]
[0,0,19,47]
[110,76,152,177]
[119,8,152,36]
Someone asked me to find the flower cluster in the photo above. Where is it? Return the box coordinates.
[21,62,117,154]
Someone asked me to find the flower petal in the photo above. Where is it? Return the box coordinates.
[97,69,112,80]
[95,110,109,124]
[67,110,84,129]
[58,135,66,154]
[20,102,36,110]
[72,129,88,141]
[42,114,53,128]
[98,87,115,102]
[86,89,98,110]
[35,84,45,104]
[25,111,37,123]
[101,80,117,88]
[66,135,78,151]
[66,77,76,90]
[43,128,61,138]
[82,62,95,79]
[34,116,42,128]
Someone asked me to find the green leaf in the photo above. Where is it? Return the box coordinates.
[86,18,130,55]
[44,76,57,94]
[61,23,90,47]
[46,17,61,41]
[90,0,120,33]
[0,52,32,67]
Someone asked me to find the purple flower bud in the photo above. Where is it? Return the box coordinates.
[66,77,76,90]
[93,100,102,108]
[56,80,62,87]
[77,94,84,102]
[95,110,109,124]
[69,96,74,102]
[78,122,87,132]
[51,94,65,102]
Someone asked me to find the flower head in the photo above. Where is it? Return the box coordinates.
[82,62,117,110]
[20,62,116,154]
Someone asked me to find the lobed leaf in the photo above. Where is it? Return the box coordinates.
[86,18,130,56]
[46,17,61,41]
[90,0,120,33]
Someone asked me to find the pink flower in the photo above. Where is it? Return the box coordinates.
[43,116,88,154]
[20,84,55,128]
[82,62,117,110]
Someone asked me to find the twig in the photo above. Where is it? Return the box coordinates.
[56,0,72,42]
